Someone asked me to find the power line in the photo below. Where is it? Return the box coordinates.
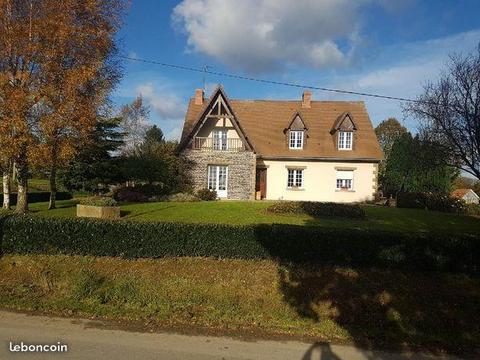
[120,55,423,104]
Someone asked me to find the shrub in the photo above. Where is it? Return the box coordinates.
[267,201,366,219]
[161,193,199,202]
[1,214,477,274]
[465,204,480,216]
[397,192,466,213]
[132,184,170,197]
[196,188,217,201]
[79,196,118,207]
[112,187,148,202]
[0,192,73,204]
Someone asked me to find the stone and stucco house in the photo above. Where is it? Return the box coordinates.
[451,188,480,204]
[178,86,383,202]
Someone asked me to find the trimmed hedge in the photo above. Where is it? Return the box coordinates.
[397,192,466,213]
[267,201,366,219]
[0,214,478,274]
[0,192,72,204]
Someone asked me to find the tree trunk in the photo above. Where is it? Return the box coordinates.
[15,164,29,214]
[48,163,57,210]
[2,168,11,210]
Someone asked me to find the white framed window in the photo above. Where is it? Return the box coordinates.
[287,168,303,188]
[336,170,354,190]
[289,130,304,149]
[212,129,227,150]
[338,131,353,150]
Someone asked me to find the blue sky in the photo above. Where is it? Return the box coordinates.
[113,0,480,140]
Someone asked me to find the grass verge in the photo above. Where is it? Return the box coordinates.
[0,254,478,356]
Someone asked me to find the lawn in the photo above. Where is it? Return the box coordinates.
[1,254,478,356]
[26,199,480,235]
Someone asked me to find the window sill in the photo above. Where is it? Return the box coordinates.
[287,187,305,191]
[335,189,355,193]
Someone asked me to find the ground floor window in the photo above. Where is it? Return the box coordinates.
[287,168,303,188]
[336,170,354,190]
[207,165,228,196]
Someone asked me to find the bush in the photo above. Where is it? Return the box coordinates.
[112,187,148,203]
[0,192,73,204]
[0,214,477,274]
[397,192,466,213]
[267,201,366,219]
[132,184,170,197]
[196,188,217,201]
[465,204,480,216]
[79,196,118,207]
[158,193,199,202]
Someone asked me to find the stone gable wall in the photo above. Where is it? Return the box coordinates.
[182,150,256,200]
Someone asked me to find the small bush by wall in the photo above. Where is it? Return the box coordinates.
[397,192,466,213]
[267,201,366,219]
[0,214,477,274]
[196,188,217,201]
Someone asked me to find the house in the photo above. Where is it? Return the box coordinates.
[451,188,479,204]
[178,86,383,202]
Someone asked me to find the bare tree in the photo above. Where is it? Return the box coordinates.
[404,45,480,179]
[120,95,150,155]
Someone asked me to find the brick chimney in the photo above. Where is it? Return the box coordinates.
[194,88,204,105]
[302,90,311,108]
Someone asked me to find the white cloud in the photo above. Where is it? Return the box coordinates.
[136,83,186,120]
[134,83,187,140]
[173,0,377,73]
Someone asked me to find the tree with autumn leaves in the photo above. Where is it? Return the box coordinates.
[0,0,125,212]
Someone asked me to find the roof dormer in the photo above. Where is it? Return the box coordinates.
[284,112,308,150]
[331,112,357,151]
[330,112,357,134]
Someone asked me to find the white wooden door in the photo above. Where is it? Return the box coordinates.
[207,165,228,198]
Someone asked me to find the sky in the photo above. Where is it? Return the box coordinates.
[113,0,480,140]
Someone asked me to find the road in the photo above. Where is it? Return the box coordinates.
[0,311,462,360]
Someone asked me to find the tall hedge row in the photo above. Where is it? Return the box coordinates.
[0,214,478,274]
[0,192,73,204]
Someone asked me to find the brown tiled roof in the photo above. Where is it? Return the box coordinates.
[181,92,383,161]
[452,188,477,199]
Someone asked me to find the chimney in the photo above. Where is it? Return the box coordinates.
[302,90,311,108]
[194,88,204,105]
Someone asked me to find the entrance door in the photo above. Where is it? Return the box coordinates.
[207,165,228,198]
[255,168,267,199]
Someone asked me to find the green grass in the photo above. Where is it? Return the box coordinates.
[0,254,478,355]
[25,199,480,235]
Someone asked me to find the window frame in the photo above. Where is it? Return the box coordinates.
[212,129,228,150]
[287,168,304,188]
[289,130,304,149]
[338,131,353,150]
[335,170,354,191]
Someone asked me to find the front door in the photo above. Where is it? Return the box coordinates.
[255,168,267,199]
[207,165,228,198]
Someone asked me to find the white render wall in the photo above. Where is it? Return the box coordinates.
[262,160,378,203]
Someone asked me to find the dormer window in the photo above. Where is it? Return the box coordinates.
[338,131,353,150]
[331,112,357,151]
[286,113,307,150]
[289,130,304,149]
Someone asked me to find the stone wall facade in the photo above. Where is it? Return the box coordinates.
[182,149,256,200]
